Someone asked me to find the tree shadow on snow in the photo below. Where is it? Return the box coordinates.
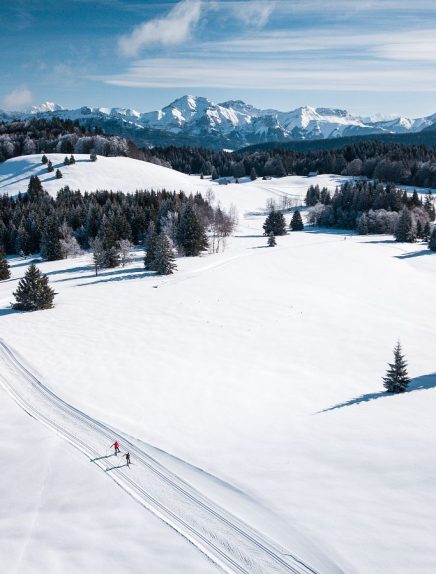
[395,249,434,259]
[0,307,18,317]
[77,268,154,286]
[319,373,436,413]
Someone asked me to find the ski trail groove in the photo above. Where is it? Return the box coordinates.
[0,338,322,574]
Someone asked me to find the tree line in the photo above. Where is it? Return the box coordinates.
[305,180,436,246]
[137,140,436,188]
[0,117,128,162]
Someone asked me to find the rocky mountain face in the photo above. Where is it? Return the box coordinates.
[2,95,436,150]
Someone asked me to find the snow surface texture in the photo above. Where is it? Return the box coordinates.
[1,156,435,573]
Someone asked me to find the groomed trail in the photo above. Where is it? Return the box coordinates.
[0,338,325,574]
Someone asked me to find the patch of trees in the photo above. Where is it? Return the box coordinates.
[0,118,128,162]
[137,141,436,188]
[306,180,435,243]
[0,177,236,278]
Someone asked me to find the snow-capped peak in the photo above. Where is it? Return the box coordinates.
[28,101,64,113]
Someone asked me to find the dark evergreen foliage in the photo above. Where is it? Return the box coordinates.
[41,155,48,164]
[382,342,411,393]
[56,168,62,179]
[41,216,63,261]
[176,203,208,256]
[137,141,436,188]
[290,210,304,231]
[429,227,436,251]
[0,250,10,280]
[395,207,416,243]
[47,160,54,172]
[12,264,55,311]
[267,231,276,247]
[263,210,287,236]
[64,156,70,166]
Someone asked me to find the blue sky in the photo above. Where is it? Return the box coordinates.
[2,0,436,117]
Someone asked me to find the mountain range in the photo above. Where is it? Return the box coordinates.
[2,95,436,151]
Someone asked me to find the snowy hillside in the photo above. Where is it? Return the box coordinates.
[2,95,436,149]
[1,166,435,573]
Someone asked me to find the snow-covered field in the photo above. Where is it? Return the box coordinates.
[1,155,435,574]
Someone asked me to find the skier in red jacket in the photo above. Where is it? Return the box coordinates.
[111,441,120,456]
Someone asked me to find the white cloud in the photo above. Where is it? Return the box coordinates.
[226,1,275,27]
[96,57,436,92]
[2,86,33,111]
[118,0,202,57]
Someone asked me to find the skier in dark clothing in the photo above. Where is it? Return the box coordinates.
[111,441,120,456]
[124,452,131,467]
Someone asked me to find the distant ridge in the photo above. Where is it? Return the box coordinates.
[2,95,436,151]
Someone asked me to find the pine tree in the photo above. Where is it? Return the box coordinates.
[47,160,54,173]
[267,231,276,247]
[144,229,158,270]
[64,156,70,166]
[424,194,435,221]
[90,152,97,162]
[263,209,287,236]
[90,237,106,276]
[56,169,62,179]
[27,175,44,200]
[41,216,62,261]
[176,203,208,256]
[0,250,10,280]
[416,219,423,239]
[41,155,48,164]
[395,207,415,243]
[69,154,76,164]
[429,227,436,251]
[290,210,304,231]
[12,264,55,311]
[423,221,431,242]
[250,167,257,181]
[382,342,411,393]
[153,234,177,275]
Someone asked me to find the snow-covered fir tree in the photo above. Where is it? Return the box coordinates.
[383,342,411,393]
[290,210,304,231]
[153,234,177,275]
[263,209,287,236]
[59,222,81,258]
[47,160,54,173]
[267,231,276,247]
[41,155,48,164]
[12,264,55,311]
[0,250,10,280]
[118,239,134,267]
[55,168,62,179]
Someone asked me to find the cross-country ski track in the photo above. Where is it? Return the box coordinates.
[0,337,329,574]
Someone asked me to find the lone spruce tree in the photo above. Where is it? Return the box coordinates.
[263,209,286,236]
[382,342,410,393]
[267,231,276,247]
[290,210,304,231]
[12,264,55,311]
[0,250,11,280]
[154,234,177,275]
